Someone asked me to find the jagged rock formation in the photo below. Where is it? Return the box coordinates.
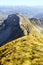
[29,18,43,27]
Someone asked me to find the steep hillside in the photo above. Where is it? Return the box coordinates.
[0,30,43,65]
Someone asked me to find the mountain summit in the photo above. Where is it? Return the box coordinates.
[0,14,43,46]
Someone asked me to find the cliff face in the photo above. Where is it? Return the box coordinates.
[0,14,24,46]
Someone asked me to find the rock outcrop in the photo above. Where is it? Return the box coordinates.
[0,14,24,46]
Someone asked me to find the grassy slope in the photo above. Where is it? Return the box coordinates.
[0,29,43,65]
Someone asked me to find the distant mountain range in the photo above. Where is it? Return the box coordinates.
[34,13,43,20]
[0,6,43,18]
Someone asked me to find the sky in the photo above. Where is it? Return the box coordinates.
[0,0,43,6]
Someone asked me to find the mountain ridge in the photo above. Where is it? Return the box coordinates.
[0,14,43,46]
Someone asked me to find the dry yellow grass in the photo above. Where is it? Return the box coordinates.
[0,29,43,65]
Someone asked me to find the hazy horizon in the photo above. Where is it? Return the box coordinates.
[0,0,43,7]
